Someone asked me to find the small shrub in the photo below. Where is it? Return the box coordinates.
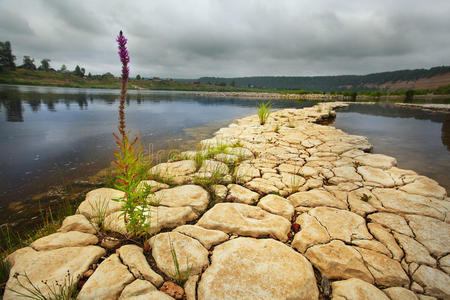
[287,123,295,128]
[257,101,271,125]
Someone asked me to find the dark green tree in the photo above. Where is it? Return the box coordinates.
[73,65,85,77]
[0,41,16,69]
[22,56,36,70]
[81,67,85,77]
[39,58,51,71]
[87,72,92,79]
[59,64,67,72]
[231,80,235,87]
[136,74,141,80]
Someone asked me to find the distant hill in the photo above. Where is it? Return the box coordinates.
[178,66,450,92]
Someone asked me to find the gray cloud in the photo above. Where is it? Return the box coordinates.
[0,0,449,78]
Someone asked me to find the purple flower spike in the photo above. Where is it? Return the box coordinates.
[116,30,129,138]
[117,30,130,80]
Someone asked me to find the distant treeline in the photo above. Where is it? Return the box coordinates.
[179,66,450,91]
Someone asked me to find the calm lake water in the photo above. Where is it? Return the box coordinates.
[0,84,449,229]
[333,103,450,191]
[0,84,315,228]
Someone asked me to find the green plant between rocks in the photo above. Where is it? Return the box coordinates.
[112,31,157,238]
[257,101,271,125]
[8,271,78,300]
[168,235,192,286]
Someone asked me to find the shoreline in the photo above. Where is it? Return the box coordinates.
[2,102,449,299]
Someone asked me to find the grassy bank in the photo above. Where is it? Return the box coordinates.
[2,68,449,97]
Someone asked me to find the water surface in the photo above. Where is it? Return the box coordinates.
[0,84,314,227]
[333,103,450,191]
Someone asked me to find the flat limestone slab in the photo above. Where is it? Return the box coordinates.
[78,254,134,300]
[4,246,105,300]
[31,231,98,251]
[197,237,318,300]
[197,203,291,242]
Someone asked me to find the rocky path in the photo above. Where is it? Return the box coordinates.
[3,102,449,299]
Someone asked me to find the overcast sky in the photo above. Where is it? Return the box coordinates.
[1,0,449,78]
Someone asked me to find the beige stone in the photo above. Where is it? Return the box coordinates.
[400,176,447,200]
[333,166,363,181]
[393,232,436,266]
[439,254,450,274]
[153,185,210,214]
[149,232,209,277]
[355,153,397,169]
[78,254,134,300]
[211,184,227,200]
[280,172,306,192]
[233,163,260,183]
[292,213,330,253]
[368,212,414,236]
[372,188,445,220]
[197,203,291,241]
[117,244,164,287]
[77,187,124,219]
[173,225,229,249]
[184,275,199,300]
[136,180,170,192]
[347,189,377,216]
[356,247,410,287]
[226,184,259,205]
[406,214,450,257]
[305,240,374,283]
[358,166,395,187]
[225,147,254,160]
[119,279,174,300]
[287,189,347,209]
[308,206,372,242]
[367,223,403,260]
[197,238,319,300]
[383,287,418,300]
[412,265,450,299]
[244,177,279,194]
[352,239,391,257]
[215,153,238,164]
[4,246,105,300]
[257,194,294,220]
[149,160,196,181]
[31,231,98,251]
[198,159,229,175]
[332,278,390,300]
[58,214,96,234]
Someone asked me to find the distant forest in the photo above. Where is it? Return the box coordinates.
[182,66,450,91]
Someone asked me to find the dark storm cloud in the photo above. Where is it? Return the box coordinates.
[1,0,449,77]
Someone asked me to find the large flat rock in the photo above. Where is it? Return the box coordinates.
[117,244,164,287]
[332,278,390,300]
[77,187,124,219]
[30,231,98,251]
[287,189,347,209]
[197,237,318,300]
[149,232,209,277]
[197,203,291,241]
[305,240,374,283]
[153,184,210,214]
[308,206,372,242]
[4,246,105,300]
[78,254,134,300]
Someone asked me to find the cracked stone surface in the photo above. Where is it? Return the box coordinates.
[197,238,318,299]
[5,103,449,299]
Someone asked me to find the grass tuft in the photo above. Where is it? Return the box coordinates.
[257,101,271,125]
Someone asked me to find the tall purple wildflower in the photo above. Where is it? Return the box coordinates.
[116,30,129,138]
